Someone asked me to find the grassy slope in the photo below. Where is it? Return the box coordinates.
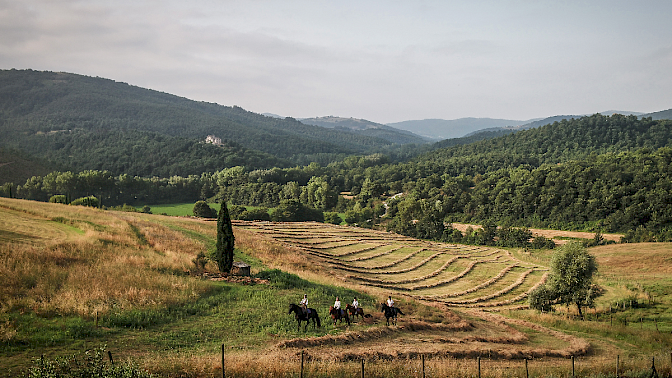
[1,198,671,377]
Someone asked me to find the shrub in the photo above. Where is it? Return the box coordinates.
[530,235,556,249]
[49,194,68,204]
[324,212,342,225]
[238,207,271,221]
[193,201,217,218]
[70,196,99,207]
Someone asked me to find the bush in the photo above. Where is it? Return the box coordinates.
[70,196,99,207]
[106,204,139,212]
[228,204,247,219]
[530,235,556,249]
[49,194,68,204]
[324,212,343,225]
[193,200,217,218]
[141,205,152,214]
[238,207,271,221]
[270,200,323,222]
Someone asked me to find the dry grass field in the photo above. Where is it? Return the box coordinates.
[1,198,671,378]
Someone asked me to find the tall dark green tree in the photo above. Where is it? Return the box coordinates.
[215,201,235,273]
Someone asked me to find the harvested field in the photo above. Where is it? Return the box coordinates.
[234,221,590,362]
[235,221,547,310]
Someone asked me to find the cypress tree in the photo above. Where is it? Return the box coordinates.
[215,201,235,273]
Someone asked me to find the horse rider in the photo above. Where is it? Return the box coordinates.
[334,296,342,316]
[387,295,395,311]
[300,294,310,315]
[352,297,359,310]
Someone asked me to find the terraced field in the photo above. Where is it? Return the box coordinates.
[235,221,548,310]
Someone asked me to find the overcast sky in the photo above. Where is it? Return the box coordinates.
[2,0,671,124]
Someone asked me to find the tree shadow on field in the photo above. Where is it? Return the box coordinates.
[0,229,38,244]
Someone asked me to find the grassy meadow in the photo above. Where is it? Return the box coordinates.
[1,198,672,378]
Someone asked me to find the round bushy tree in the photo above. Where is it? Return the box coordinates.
[193,200,217,218]
[529,242,598,318]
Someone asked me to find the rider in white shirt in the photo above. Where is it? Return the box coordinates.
[334,296,341,310]
[387,296,394,308]
[352,297,359,309]
[300,294,309,314]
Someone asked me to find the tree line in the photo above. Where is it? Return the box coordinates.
[3,114,672,243]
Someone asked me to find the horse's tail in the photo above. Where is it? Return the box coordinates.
[316,314,321,327]
[396,308,404,315]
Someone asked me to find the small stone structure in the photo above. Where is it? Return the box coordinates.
[231,261,251,276]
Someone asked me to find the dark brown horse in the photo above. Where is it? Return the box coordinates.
[346,304,371,320]
[289,303,321,331]
[380,303,403,326]
[329,306,350,326]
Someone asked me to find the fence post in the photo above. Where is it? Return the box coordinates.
[108,350,114,365]
[652,357,657,378]
[361,359,364,378]
[300,350,304,378]
[616,355,619,378]
[478,357,481,378]
[422,354,425,378]
[572,356,575,378]
[525,358,529,378]
[221,344,225,378]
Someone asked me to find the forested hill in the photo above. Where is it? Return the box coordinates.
[409,113,672,177]
[0,69,419,176]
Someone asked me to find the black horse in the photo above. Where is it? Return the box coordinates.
[346,304,371,320]
[329,306,350,326]
[381,303,404,326]
[288,303,321,331]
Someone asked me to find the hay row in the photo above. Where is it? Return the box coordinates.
[344,245,404,262]
[449,272,549,308]
[329,251,454,274]
[416,264,519,300]
[355,257,505,292]
[323,247,428,271]
[347,256,462,285]
[305,243,384,257]
[439,269,534,305]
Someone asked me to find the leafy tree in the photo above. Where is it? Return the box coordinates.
[529,242,599,318]
[193,200,217,218]
[270,199,324,222]
[215,201,235,273]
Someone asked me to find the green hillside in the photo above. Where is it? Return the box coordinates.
[0,69,421,176]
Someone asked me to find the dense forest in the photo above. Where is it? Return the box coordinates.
[0,69,429,177]
[5,112,672,243]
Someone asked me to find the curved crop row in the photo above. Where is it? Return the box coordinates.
[416,263,519,300]
[347,256,463,285]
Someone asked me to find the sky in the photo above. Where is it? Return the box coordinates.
[1,0,672,124]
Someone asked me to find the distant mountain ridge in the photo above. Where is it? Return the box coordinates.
[386,110,661,141]
[299,116,430,145]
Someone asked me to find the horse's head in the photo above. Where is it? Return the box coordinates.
[380,303,388,311]
[289,303,297,314]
